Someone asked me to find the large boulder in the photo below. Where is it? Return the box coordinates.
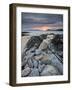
[21,67,31,77]
[40,65,59,76]
[39,40,48,50]
[25,36,44,50]
[51,57,63,74]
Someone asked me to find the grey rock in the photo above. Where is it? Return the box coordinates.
[38,60,42,65]
[22,59,27,67]
[26,51,34,59]
[41,59,51,65]
[24,64,29,68]
[41,54,48,61]
[39,40,48,50]
[28,59,33,68]
[51,56,63,74]
[29,68,39,76]
[38,64,45,73]
[33,60,38,68]
[34,54,43,60]
[35,49,41,55]
[40,65,59,76]
[21,67,31,77]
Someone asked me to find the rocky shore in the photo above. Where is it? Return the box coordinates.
[21,33,63,77]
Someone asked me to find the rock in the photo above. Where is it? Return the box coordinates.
[51,57,63,74]
[22,59,27,67]
[47,34,54,40]
[41,59,51,65]
[38,64,45,73]
[28,59,33,68]
[34,54,43,60]
[24,64,29,68]
[29,68,39,76]
[28,47,36,53]
[21,67,31,77]
[35,49,41,55]
[25,36,44,50]
[39,37,52,50]
[33,60,38,68]
[41,54,48,61]
[34,52,49,62]
[26,50,34,58]
[38,60,42,65]
[39,40,48,50]
[40,65,59,76]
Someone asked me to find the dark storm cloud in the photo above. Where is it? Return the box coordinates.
[21,12,63,32]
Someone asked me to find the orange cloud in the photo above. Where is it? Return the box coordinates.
[33,26,49,31]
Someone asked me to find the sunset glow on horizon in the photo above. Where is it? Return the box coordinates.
[22,12,63,32]
[33,26,49,31]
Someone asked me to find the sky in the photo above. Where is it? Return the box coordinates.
[21,12,63,32]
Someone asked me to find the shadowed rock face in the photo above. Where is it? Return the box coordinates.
[25,34,48,51]
[51,34,63,51]
[21,33,63,77]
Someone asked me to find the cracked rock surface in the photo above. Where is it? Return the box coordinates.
[21,34,63,77]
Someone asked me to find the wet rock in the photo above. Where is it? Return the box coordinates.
[21,67,31,77]
[29,68,39,76]
[40,65,59,76]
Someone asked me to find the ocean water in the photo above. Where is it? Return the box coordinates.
[22,31,63,36]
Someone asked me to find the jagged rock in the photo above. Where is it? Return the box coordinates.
[28,59,33,68]
[25,34,47,50]
[33,60,38,68]
[29,68,39,76]
[38,64,45,73]
[21,67,31,77]
[40,65,59,76]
